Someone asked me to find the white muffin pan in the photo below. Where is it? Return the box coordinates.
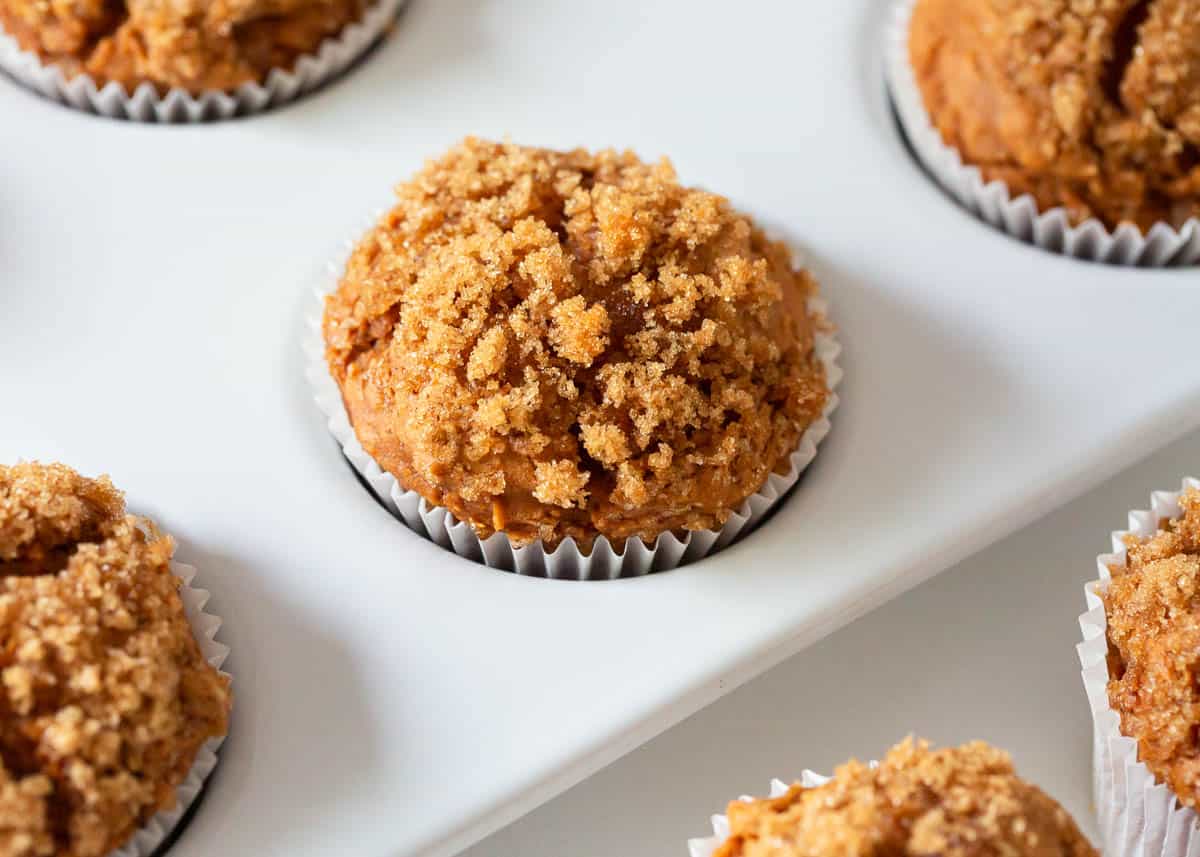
[3,1,1199,856]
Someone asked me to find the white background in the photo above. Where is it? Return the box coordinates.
[466,429,1200,856]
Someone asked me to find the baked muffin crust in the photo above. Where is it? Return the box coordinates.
[323,138,830,550]
[0,0,366,92]
[713,738,1096,857]
[909,0,1200,231]
[1104,487,1200,809]
[0,462,231,857]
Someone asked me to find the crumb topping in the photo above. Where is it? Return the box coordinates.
[0,0,366,93]
[0,462,231,857]
[713,738,1096,857]
[1104,487,1200,809]
[909,0,1200,230]
[323,138,829,549]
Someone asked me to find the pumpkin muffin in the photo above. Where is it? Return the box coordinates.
[908,0,1200,231]
[0,0,367,93]
[1103,487,1200,809]
[0,462,231,857]
[711,738,1096,857]
[322,138,830,552]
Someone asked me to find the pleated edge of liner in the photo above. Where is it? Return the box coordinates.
[1077,476,1200,857]
[686,771,835,857]
[303,214,843,580]
[109,560,231,857]
[0,0,405,122]
[884,0,1200,267]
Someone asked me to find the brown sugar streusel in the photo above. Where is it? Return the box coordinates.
[0,0,366,93]
[909,0,1200,231]
[712,738,1096,857]
[1104,487,1200,809]
[0,462,231,857]
[323,138,830,551]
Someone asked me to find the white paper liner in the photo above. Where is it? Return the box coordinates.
[1077,477,1200,857]
[0,0,404,122]
[304,225,842,580]
[885,0,1200,267]
[687,772,832,857]
[110,560,232,857]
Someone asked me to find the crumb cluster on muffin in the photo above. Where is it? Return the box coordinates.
[0,462,231,857]
[1103,487,1200,809]
[0,0,367,92]
[712,738,1095,857]
[908,0,1200,231]
[322,137,830,551]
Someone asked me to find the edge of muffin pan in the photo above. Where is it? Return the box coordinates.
[0,0,406,122]
[884,0,1200,267]
[1079,476,1200,857]
[304,222,844,581]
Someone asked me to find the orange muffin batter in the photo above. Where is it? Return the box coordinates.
[1104,487,1200,809]
[909,0,1200,231]
[0,462,231,857]
[323,138,830,551]
[713,738,1096,857]
[0,0,366,92]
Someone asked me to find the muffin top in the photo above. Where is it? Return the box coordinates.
[909,0,1200,231]
[1104,487,1200,809]
[323,138,829,550]
[712,738,1096,857]
[0,0,366,92]
[0,462,231,857]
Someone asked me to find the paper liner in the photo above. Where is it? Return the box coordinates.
[110,561,232,857]
[885,0,1200,267]
[0,0,404,122]
[687,772,832,857]
[304,226,842,580]
[1077,477,1200,857]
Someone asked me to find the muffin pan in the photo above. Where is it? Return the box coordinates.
[3,1,1200,856]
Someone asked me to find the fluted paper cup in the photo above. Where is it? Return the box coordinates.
[1077,477,1200,857]
[886,0,1200,267]
[0,0,404,122]
[687,773,832,857]
[304,226,842,580]
[112,560,231,856]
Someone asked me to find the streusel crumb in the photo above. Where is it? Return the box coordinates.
[1104,487,1200,809]
[0,462,231,857]
[0,0,366,93]
[323,138,829,550]
[713,738,1096,857]
[910,0,1200,230]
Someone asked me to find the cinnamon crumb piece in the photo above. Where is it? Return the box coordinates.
[713,738,1096,857]
[549,297,610,366]
[533,460,590,509]
[324,138,829,549]
[579,423,630,467]
[0,462,232,857]
[1104,487,1200,809]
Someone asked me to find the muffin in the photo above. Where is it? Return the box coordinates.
[321,137,832,557]
[697,738,1096,857]
[0,462,231,857]
[1102,487,1200,808]
[0,0,367,93]
[907,0,1200,233]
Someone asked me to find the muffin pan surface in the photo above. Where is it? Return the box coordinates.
[3,2,1200,856]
